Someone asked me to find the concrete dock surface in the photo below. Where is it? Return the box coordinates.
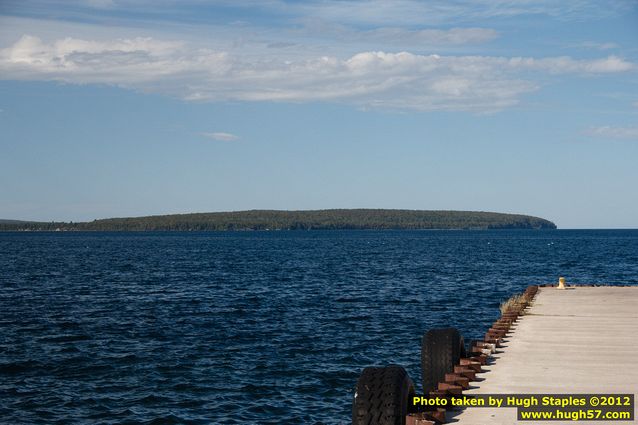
[451,286,638,425]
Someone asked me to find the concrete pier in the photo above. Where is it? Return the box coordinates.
[452,286,638,425]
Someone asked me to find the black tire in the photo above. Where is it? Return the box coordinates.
[352,365,415,425]
[421,328,463,394]
[459,335,467,358]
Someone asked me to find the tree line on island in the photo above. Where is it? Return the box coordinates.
[0,209,557,231]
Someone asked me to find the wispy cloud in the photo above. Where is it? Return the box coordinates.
[85,0,116,9]
[585,126,638,139]
[578,41,619,50]
[507,55,633,74]
[292,0,634,26]
[0,35,634,113]
[294,22,499,46]
[3,1,634,33]
[201,132,239,142]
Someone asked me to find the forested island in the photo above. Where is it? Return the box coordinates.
[0,209,556,231]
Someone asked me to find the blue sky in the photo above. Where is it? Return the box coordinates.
[1,1,637,228]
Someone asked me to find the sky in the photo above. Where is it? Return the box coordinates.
[0,1,637,228]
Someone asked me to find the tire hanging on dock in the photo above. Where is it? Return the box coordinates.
[352,365,415,425]
[421,328,464,395]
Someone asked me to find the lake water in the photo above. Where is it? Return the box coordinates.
[1,230,637,424]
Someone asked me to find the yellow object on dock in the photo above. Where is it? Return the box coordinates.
[557,276,566,289]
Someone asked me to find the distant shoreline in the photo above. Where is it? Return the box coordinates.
[0,209,557,232]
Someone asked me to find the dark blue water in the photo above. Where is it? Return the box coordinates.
[1,230,637,424]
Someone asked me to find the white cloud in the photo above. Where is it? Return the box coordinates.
[6,0,634,26]
[201,132,239,142]
[585,126,638,139]
[506,55,634,74]
[292,0,634,26]
[294,22,499,46]
[0,35,634,113]
[579,41,619,50]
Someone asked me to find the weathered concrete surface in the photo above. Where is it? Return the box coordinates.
[451,286,638,425]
